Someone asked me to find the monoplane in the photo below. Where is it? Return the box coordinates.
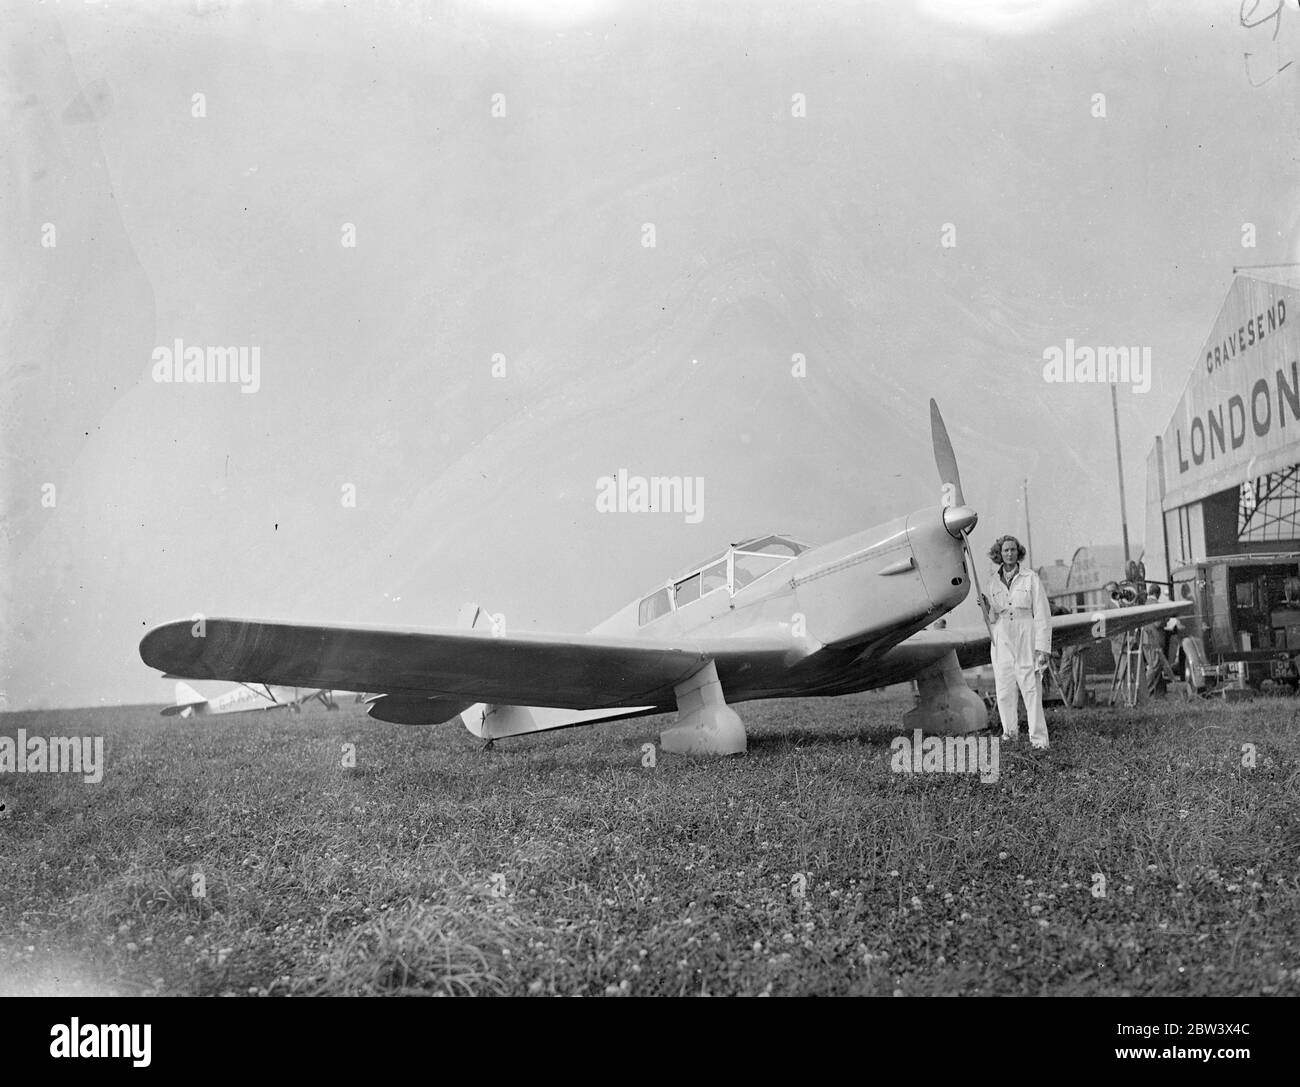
[141,402,1190,755]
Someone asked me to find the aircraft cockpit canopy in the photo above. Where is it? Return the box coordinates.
[637,535,812,625]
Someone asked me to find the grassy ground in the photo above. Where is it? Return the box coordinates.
[1,691,1297,996]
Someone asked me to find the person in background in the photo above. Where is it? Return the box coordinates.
[1143,584,1168,696]
[979,534,1052,749]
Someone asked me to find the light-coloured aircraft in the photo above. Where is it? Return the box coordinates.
[140,402,1191,755]
[160,680,341,718]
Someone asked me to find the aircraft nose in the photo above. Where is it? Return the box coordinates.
[942,504,978,538]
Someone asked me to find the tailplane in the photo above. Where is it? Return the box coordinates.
[453,602,660,741]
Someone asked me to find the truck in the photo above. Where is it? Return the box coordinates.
[1169,552,1300,693]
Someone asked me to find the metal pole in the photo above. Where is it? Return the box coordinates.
[1155,434,1173,599]
[1111,382,1131,564]
[1023,477,1033,567]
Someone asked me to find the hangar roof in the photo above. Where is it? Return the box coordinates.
[1243,267,1300,291]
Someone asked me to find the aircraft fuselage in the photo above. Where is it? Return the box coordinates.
[589,503,973,707]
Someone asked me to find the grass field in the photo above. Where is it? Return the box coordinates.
[1,691,1297,997]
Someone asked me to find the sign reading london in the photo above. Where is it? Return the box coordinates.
[1161,276,1300,508]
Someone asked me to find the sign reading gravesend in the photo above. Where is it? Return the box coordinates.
[1159,275,1300,510]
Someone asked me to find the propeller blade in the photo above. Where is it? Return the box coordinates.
[928,401,989,637]
[964,535,994,641]
[930,398,964,509]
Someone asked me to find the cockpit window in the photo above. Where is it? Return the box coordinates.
[638,587,672,625]
[732,552,791,592]
[674,573,702,607]
[701,560,728,596]
[739,536,806,557]
[658,536,808,607]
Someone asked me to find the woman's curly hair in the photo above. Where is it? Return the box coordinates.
[988,535,1026,564]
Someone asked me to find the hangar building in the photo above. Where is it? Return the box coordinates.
[1144,271,1300,669]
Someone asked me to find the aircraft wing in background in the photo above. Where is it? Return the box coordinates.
[929,600,1195,669]
[157,677,340,717]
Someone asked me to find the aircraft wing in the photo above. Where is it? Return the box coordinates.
[931,600,1196,669]
[140,617,801,716]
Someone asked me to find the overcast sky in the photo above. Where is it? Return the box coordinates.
[4,0,1299,709]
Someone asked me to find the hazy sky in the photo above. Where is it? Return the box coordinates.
[4,0,1299,709]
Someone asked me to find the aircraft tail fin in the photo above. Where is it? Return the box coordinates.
[161,680,208,717]
[456,602,503,634]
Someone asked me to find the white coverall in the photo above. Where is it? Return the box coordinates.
[986,567,1052,746]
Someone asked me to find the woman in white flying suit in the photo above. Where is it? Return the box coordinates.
[979,535,1052,749]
